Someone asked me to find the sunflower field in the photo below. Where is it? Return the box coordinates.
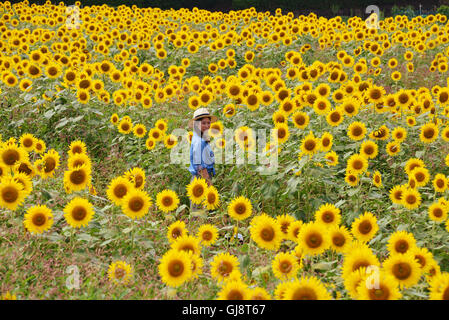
[1,0,449,301]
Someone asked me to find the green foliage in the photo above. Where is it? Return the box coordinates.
[437,5,449,18]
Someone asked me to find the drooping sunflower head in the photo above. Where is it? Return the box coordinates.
[203,185,220,210]
[124,167,146,190]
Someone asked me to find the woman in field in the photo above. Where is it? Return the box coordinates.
[188,108,217,216]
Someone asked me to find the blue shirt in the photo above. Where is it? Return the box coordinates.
[189,131,215,177]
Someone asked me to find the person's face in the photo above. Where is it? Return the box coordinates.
[200,117,211,133]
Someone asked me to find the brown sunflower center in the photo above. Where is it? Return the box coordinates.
[227,290,244,300]
[358,220,372,234]
[332,233,346,247]
[330,112,341,123]
[352,126,362,137]
[44,157,56,173]
[405,194,417,205]
[304,139,316,151]
[2,149,20,166]
[261,226,274,241]
[369,285,390,300]
[322,211,334,223]
[392,262,411,280]
[168,259,185,277]
[218,261,233,276]
[292,287,318,300]
[423,128,435,139]
[162,196,173,207]
[207,192,217,204]
[72,206,87,221]
[129,196,144,212]
[23,138,33,148]
[18,163,32,175]
[430,203,444,217]
[32,212,46,226]
[192,185,205,198]
[113,184,127,199]
[202,230,213,241]
[70,169,86,185]
[395,240,409,253]
[2,186,19,203]
[306,232,323,248]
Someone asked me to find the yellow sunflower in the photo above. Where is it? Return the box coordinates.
[383,252,422,289]
[351,212,379,243]
[106,176,134,206]
[217,280,250,300]
[167,220,188,244]
[314,203,341,228]
[63,197,94,228]
[272,251,300,281]
[158,249,192,287]
[108,261,133,285]
[227,196,252,221]
[197,224,219,246]
[203,185,220,210]
[250,213,283,250]
[210,252,241,283]
[23,204,53,234]
[120,188,152,219]
[282,276,332,300]
[356,270,402,300]
[329,225,353,254]
[156,189,180,213]
[386,230,417,256]
[297,222,330,257]
[0,177,27,211]
[186,176,208,205]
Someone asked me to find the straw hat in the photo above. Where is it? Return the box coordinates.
[188,108,218,128]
